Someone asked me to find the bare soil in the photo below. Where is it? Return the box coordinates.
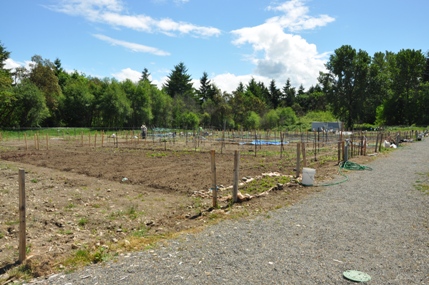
[0,138,376,280]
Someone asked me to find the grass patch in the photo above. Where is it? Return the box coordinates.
[415,173,429,194]
[78,217,88,227]
[65,203,75,209]
[241,175,291,195]
[108,205,142,220]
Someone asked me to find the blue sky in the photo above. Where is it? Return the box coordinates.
[2,0,428,93]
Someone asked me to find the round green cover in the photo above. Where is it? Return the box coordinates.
[343,270,371,282]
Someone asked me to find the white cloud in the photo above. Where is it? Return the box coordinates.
[230,0,334,89]
[112,67,141,82]
[4,58,23,70]
[49,0,221,37]
[93,34,170,56]
[267,0,334,32]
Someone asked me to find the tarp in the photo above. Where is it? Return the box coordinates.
[239,140,288,145]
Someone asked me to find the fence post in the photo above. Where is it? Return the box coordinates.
[232,150,239,203]
[338,141,341,164]
[375,132,379,153]
[296,142,301,178]
[19,169,26,263]
[211,150,217,208]
[301,142,306,167]
[378,133,384,152]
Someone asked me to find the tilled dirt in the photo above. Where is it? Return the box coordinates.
[0,139,374,280]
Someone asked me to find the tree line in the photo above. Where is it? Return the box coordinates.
[1,41,428,130]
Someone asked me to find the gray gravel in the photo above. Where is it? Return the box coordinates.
[27,139,429,284]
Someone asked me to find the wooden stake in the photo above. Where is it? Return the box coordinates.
[211,150,217,208]
[296,142,301,178]
[25,133,28,151]
[301,142,306,167]
[232,150,240,203]
[18,169,26,263]
[46,134,49,150]
[338,141,341,164]
[375,132,379,153]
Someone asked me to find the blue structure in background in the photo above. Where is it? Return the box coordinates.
[311,122,342,132]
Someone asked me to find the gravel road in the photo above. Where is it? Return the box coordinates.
[26,139,429,284]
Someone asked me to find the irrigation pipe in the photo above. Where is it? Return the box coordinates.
[312,160,373,187]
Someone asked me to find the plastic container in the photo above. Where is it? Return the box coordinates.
[302,168,316,186]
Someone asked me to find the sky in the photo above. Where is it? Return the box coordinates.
[2,0,428,93]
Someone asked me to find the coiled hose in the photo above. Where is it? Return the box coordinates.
[315,160,372,187]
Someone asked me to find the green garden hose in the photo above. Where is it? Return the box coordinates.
[315,160,372,187]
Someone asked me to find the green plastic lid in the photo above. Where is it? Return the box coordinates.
[343,270,371,282]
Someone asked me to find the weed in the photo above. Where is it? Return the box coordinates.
[78,217,88,227]
[414,173,429,195]
[126,205,138,220]
[8,263,33,281]
[5,220,19,226]
[62,245,112,271]
[31,178,38,183]
[65,203,75,209]
[148,152,167,158]
[241,175,291,195]
[132,226,148,237]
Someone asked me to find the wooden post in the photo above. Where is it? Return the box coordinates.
[81,132,84,147]
[338,141,341,164]
[88,132,91,147]
[301,142,306,167]
[375,132,379,153]
[18,169,26,263]
[101,131,104,147]
[341,141,345,161]
[211,150,217,208]
[232,150,239,203]
[94,131,97,148]
[379,133,384,152]
[254,131,257,157]
[25,133,28,151]
[46,134,49,150]
[296,142,301,178]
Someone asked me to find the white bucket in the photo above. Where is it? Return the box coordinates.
[302,167,316,186]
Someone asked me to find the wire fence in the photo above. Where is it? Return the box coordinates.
[0,128,423,172]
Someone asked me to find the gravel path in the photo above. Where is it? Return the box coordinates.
[27,139,429,284]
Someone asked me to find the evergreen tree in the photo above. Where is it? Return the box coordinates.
[139,68,151,83]
[163,62,194,98]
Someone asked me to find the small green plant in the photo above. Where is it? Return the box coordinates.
[78,217,88,227]
[9,263,33,281]
[149,152,167,158]
[65,203,75,209]
[0,232,3,239]
[241,175,291,195]
[132,226,148,237]
[31,178,38,183]
[126,205,138,220]
[414,173,429,195]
